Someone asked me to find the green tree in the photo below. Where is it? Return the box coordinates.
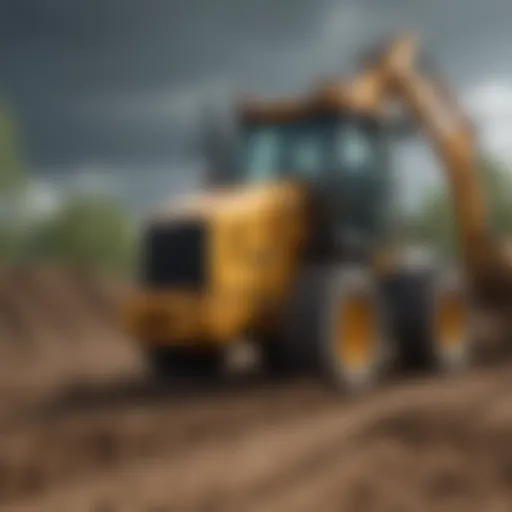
[0,103,28,263]
[0,103,26,192]
[407,158,512,258]
[0,102,137,273]
[32,193,137,275]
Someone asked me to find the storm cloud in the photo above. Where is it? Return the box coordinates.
[1,0,512,210]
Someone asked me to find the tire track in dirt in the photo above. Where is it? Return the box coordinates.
[0,377,343,506]
[237,373,512,512]
[7,365,512,512]
[2,266,512,511]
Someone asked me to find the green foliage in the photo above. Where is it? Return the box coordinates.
[0,104,26,193]
[0,224,25,264]
[406,158,512,257]
[0,103,28,263]
[30,193,137,275]
[480,159,512,237]
[0,101,137,274]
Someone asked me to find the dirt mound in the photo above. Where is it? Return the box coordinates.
[1,265,512,511]
[0,368,510,511]
[0,265,140,412]
[0,265,127,341]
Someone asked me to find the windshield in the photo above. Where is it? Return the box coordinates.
[287,122,328,179]
[239,117,380,183]
[236,115,389,242]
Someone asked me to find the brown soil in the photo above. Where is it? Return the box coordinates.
[0,266,512,511]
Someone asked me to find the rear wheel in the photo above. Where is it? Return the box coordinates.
[431,271,474,371]
[383,268,475,373]
[144,345,223,383]
[280,265,389,392]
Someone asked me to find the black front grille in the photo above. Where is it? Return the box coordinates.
[142,221,206,289]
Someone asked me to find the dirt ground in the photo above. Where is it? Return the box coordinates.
[1,266,512,511]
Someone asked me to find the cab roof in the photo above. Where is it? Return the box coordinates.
[239,71,386,123]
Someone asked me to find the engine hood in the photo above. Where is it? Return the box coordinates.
[147,180,306,225]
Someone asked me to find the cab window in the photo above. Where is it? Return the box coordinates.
[287,123,326,180]
[243,126,284,182]
[334,123,378,177]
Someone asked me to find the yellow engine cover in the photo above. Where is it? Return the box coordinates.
[121,179,308,346]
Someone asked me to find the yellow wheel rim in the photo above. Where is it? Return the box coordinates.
[435,292,468,351]
[336,295,376,369]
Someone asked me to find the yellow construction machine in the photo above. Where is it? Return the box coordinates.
[121,33,512,391]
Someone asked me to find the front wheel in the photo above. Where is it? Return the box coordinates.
[279,265,390,393]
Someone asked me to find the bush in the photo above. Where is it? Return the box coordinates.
[0,102,137,274]
[29,193,137,275]
[405,158,512,258]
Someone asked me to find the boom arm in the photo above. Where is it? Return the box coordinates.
[361,35,505,300]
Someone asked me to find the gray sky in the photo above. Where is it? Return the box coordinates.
[1,0,512,213]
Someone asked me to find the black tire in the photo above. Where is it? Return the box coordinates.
[278,265,389,392]
[430,270,475,372]
[259,336,297,379]
[144,346,223,383]
[381,267,475,373]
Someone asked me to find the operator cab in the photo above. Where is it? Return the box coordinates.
[233,113,393,261]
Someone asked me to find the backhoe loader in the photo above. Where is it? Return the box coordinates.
[120,33,510,392]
